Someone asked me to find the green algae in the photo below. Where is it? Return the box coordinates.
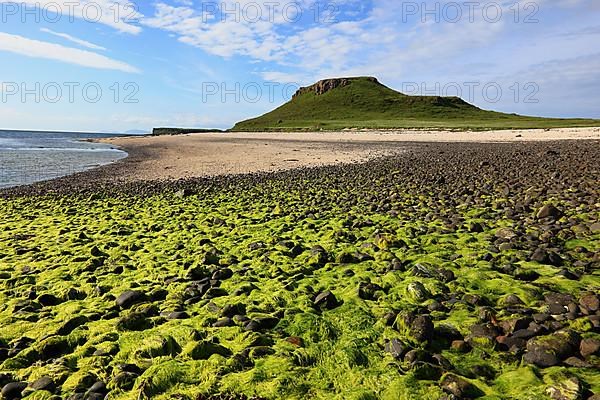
[1,145,599,399]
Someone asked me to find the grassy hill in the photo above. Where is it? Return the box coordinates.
[232,77,600,131]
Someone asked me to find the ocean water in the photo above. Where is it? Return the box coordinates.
[0,130,130,189]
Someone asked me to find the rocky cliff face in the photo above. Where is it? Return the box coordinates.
[293,77,380,98]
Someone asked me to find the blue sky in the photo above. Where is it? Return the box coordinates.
[0,0,599,132]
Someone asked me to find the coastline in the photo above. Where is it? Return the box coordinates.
[94,127,600,183]
[1,127,599,196]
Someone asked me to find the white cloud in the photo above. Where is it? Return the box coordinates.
[0,0,142,34]
[40,28,106,51]
[0,32,140,73]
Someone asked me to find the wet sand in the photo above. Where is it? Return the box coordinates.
[97,127,600,181]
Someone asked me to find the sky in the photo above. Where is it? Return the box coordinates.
[0,0,599,132]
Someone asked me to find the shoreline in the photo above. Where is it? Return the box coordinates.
[1,127,599,195]
[95,127,600,182]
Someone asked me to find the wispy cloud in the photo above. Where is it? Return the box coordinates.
[0,32,140,73]
[40,28,107,51]
[0,0,142,34]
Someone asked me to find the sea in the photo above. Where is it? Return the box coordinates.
[0,130,135,189]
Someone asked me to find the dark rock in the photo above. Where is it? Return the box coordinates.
[406,282,431,301]
[29,376,55,393]
[204,287,228,299]
[411,362,442,380]
[411,315,434,344]
[503,294,525,306]
[212,317,234,328]
[37,294,61,307]
[441,374,484,398]
[244,317,279,332]
[580,338,600,358]
[167,311,189,320]
[451,340,471,353]
[117,312,151,331]
[221,303,246,318]
[384,339,408,360]
[563,357,591,368]
[357,282,384,301]
[580,293,600,314]
[524,330,581,367]
[88,381,107,394]
[498,317,533,335]
[111,372,138,390]
[57,315,89,335]
[1,382,27,400]
[188,340,232,360]
[37,336,74,360]
[211,268,233,281]
[466,324,501,349]
[115,290,146,309]
[537,204,562,219]
[314,291,339,310]
[496,335,527,352]
[248,346,275,359]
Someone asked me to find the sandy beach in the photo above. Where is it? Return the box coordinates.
[98,127,600,181]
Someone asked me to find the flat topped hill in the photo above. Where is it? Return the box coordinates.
[232,77,599,131]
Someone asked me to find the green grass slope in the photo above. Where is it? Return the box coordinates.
[232,77,600,131]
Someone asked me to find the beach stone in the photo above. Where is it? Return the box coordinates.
[204,287,228,299]
[308,246,329,266]
[451,340,471,353]
[580,338,600,358]
[29,376,55,393]
[167,311,189,320]
[212,317,234,328]
[580,293,600,314]
[384,339,408,360]
[111,372,138,390]
[411,315,434,344]
[37,294,61,307]
[211,268,233,281]
[466,324,501,349]
[358,282,384,301]
[314,291,339,310]
[1,382,27,400]
[563,357,591,368]
[57,315,89,335]
[188,340,232,360]
[411,362,442,381]
[37,336,73,360]
[524,330,581,367]
[498,317,533,335]
[537,204,562,219]
[88,381,107,394]
[440,374,483,398]
[546,293,575,312]
[115,290,146,309]
[502,294,525,306]
[221,303,246,318]
[117,312,151,331]
[185,266,209,281]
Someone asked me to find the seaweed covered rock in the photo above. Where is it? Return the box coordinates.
[524,330,581,367]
